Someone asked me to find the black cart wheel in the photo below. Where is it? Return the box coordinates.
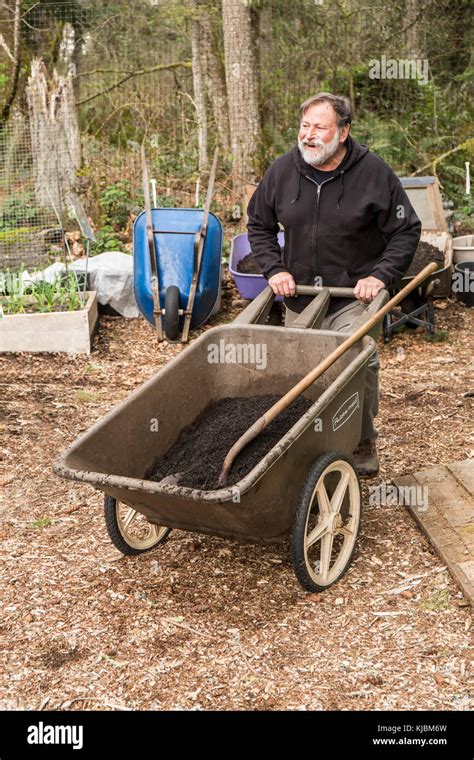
[291,452,361,592]
[164,285,180,341]
[104,495,171,556]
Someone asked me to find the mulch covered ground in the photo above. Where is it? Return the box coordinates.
[1,273,472,711]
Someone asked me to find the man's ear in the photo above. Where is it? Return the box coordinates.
[340,123,351,142]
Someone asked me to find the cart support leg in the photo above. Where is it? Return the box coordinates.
[290,289,331,329]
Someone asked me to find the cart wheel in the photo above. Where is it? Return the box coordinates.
[291,452,361,592]
[104,495,171,556]
[164,286,180,341]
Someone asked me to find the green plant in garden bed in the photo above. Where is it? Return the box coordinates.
[0,270,85,315]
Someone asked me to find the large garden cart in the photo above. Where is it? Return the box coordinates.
[53,266,435,592]
[53,284,390,592]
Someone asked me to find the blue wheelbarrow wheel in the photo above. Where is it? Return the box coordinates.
[164,285,180,341]
[104,495,171,556]
[291,452,361,592]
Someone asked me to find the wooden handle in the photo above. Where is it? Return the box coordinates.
[141,144,164,341]
[218,262,438,485]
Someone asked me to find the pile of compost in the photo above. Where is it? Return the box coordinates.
[236,254,261,274]
[148,394,313,489]
[405,241,445,277]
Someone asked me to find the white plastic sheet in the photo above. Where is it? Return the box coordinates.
[72,252,138,318]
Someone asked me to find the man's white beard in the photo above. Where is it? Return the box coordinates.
[298,129,341,166]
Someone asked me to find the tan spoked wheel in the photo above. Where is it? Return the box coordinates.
[291,452,361,592]
[104,495,171,556]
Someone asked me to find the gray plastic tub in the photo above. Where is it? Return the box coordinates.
[453,235,474,265]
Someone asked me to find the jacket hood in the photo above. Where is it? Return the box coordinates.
[290,135,369,205]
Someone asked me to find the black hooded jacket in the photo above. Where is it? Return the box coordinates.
[247,135,422,313]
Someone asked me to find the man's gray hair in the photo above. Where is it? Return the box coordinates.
[300,92,353,127]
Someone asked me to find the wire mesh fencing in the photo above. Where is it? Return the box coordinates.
[0,1,191,274]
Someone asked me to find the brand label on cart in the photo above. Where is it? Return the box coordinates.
[332,392,360,431]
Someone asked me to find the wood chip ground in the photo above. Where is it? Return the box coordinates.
[1,276,472,711]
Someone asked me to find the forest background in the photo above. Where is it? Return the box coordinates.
[0,0,472,264]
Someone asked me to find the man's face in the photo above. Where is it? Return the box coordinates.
[298,102,349,166]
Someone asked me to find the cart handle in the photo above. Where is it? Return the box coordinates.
[296,285,357,298]
[141,145,164,341]
[218,262,439,485]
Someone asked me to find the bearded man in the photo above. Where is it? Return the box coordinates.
[247,92,421,475]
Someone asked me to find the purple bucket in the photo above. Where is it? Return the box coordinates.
[229,231,284,300]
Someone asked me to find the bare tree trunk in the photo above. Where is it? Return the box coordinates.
[199,9,230,153]
[256,5,272,126]
[191,4,208,176]
[70,22,84,100]
[405,0,420,58]
[222,0,261,195]
[26,59,81,212]
[60,21,82,91]
[1,0,21,126]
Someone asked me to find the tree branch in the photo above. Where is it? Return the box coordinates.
[75,61,192,106]
[76,67,136,78]
[381,6,427,46]
[410,139,474,176]
[0,32,14,61]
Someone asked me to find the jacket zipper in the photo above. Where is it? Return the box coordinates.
[305,174,338,275]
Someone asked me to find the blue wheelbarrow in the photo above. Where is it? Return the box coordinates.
[134,148,223,342]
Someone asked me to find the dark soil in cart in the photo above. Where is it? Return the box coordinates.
[405,241,445,277]
[148,394,313,489]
